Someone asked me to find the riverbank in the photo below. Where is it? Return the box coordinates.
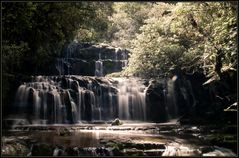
[2,122,237,156]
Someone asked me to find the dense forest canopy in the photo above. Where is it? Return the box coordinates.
[2,2,237,80]
[2,2,113,75]
[108,2,237,82]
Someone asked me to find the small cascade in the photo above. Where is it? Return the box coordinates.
[33,90,41,120]
[14,76,148,124]
[13,75,195,124]
[14,84,31,108]
[165,76,178,119]
[55,42,128,76]
[113,78,147,121]
[12,43,194,124]
[95,53,104,77]
[121,50,128,68]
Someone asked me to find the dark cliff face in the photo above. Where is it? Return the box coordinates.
[54,42,129,76]
[183,70,237,125]
[145,72,196,123]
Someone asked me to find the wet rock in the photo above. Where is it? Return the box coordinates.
[2,142,29,156]
[56,127,71,136]
[65,147,79,156]
[96,147,111,156]
[122,141,165,150]
[31,143,54,156]
[144,149,165,156]
[3,119,30,130]
[53,146,65,156]
[112,147,124,156]
[199,146,214,154]
[78,147,97,156]
[106,140,124,150]
[202,146,237,156]
[86,126,95,130]
[111,118,123,126]
[123,148,145,156]
[133,143,145,150]
[99,139,108,145]
[144,143,166,150]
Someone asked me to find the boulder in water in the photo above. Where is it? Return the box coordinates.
[111,118,123,126]
[56,127,71,136]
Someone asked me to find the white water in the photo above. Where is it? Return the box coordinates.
[14,76,147,124]
[113,78,147,121]
[95,53,103,77]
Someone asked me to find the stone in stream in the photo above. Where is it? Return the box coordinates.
[95,147,112,156]
[111,118,123,126]
[56,127,71,136]
[199,146,214,154]
[53,146,65,156]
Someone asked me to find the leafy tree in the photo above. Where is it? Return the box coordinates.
[123,2,237,81]
[2,2,113,75]
[2,2,113,109]
[108,2,153,48]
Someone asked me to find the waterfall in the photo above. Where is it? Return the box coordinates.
[13,76,148,124]
[52,90,62,123]
[121,49,128,68]
[165,76,178,119]
[95,53,103,77]
[55,42,128,77]
[113,78,147,121]
[15,84,30,108]
[33,90,41,120]
[12,42,191,124]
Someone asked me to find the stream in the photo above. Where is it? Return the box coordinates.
[2,121,237,156]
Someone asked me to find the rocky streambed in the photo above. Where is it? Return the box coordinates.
[2,122,237,156]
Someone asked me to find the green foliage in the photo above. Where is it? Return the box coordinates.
[2,2,237,81]
[120,2,237,80]
[2,2,113,75]
[108,2,153,48]
[75,2,114,42]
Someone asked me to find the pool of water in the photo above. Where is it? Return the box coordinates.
[2,122,237,156]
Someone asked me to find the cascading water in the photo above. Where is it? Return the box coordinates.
[12,42,193,124]
[55,42,129,76]
[114,78,147,121]
[13,76,147,124]
[165,76,178,119]
[95,53,103,77]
